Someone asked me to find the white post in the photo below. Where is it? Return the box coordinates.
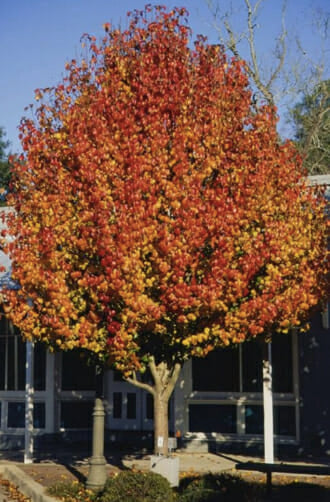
[263,342,274,463]
[24,341,34,464]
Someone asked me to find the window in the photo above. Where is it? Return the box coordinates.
[245,405,263,434]
[0,316,46,391]
[189,333,297,438]
[272,335,293,393]
[127,393,136,419]
[7,402,45,428]
[189,404,236,433]
[60,401,94,428]
[146,393,154,420]
[192,347,239,392]
[192,334,293,394]
[34,343,46,391]
[61,350,95,391]
[244,404,295,436]
[113,392,122,418]
[242,341,263,392]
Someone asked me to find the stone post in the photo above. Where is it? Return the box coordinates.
[86,367,107,491]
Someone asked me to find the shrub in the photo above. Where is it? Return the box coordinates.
[179,473,254,501]
[47,480,97,501]
[100,470,175,502]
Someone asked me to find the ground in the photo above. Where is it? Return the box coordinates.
[0,451,330,501]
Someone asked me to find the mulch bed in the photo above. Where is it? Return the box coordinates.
[20,462,119,488]
[0,462,328,502]
[19,461,330,488]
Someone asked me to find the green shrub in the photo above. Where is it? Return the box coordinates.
[179,473,253,501]
[100,470,175,502]
[47,480,97,501]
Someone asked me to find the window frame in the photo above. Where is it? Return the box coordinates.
[0,317,52,433]
[183,332,300,443]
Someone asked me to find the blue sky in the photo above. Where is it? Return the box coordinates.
[1,0,329,154]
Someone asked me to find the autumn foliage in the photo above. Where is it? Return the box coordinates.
[4,7,327,377]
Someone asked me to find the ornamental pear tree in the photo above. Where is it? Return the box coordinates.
[3,6,328,455]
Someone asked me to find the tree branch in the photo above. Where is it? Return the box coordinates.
[268,0,287,89]
[125,370,155,395]
[163,362,182,402]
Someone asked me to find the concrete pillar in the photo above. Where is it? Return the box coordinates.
[263,342,274,463]
[24,341,34,464]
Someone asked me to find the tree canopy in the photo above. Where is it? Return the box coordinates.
[3,6,328,454]
[291,79,330,175]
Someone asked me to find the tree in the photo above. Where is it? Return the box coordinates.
[290,79,330,175]
[3,6,328,456]
[0,127,11,197]
[207,0,287,106]
[206,0,330,166]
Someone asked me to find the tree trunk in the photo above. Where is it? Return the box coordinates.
[126,357,182,456]
[153,389,170,455]
[149,359,182,455]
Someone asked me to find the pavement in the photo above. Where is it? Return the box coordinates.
[0,446,329,502]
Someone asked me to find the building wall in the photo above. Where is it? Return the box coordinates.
[0,314,328,457]
[298,308,330,457]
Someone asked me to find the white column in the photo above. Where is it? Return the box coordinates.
[24,341,34,464]
[263,342,274,463]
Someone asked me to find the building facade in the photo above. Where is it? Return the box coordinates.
[0,309,328,457]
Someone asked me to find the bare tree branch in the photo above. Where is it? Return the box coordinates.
[268,1,287,89]
[125,370,155,395]
[208,0,287,105]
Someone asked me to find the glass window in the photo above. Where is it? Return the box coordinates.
[0,316,25,390]
[0,317,46,391]
[127,393,136,419]
[8,402,25,428]
[34,343,46,391]
[274,405,295,436]
[244,404,295,436]
[8,402,46,428]
[242,340,263,392]
[146,393,154,420]
[60,401,94,428]
[61,351,95,390]
[272,335,293,393]
[189,404,237,433]
[192,333,293,394]
[192,348,239,392]
[6,334,25,391]
[34,402,45,428]
[245,405,263,434]
[113,392,122,419]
